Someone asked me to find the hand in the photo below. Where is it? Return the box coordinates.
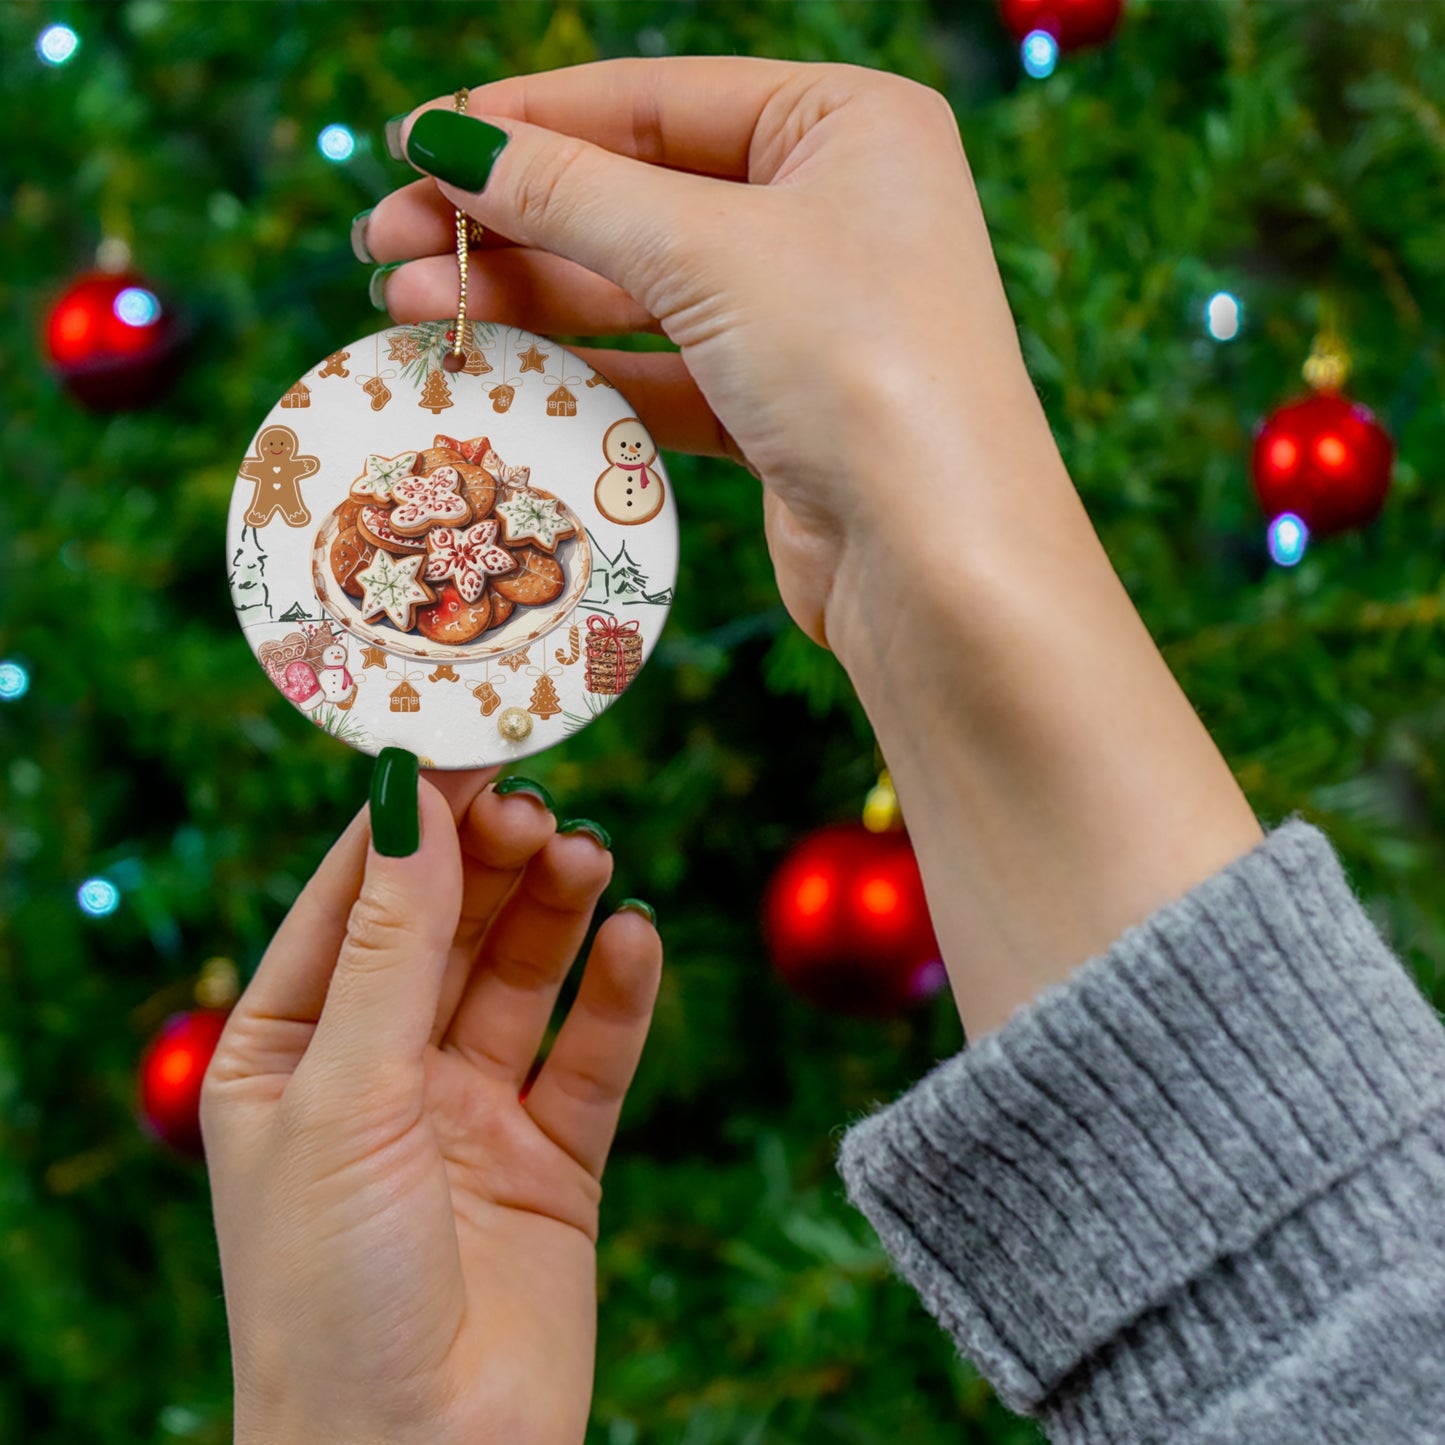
[202,766,661,1445]
[363,60,1262,1039]
[362,56,1043,650]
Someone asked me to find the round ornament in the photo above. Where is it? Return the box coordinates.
[137,1008,230,1158]
[997,0,1124,50]
[763,822,946,1017]
[1251,391,1393,537]
[225,321,678,768]
[44,269,181,410]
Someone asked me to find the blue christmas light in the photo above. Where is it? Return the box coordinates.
[0,660,28,701]
[78,878,121,918]
[1267,512,1309,567]
[114,287,161,328]
[318,124,356,162]
[37,24,79,66]
[1021,30,1059,79]
[1205,291,1242,342]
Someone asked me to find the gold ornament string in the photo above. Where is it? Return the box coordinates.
[442,88,483,374]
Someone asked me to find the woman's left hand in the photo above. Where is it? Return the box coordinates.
[201,763,662,1445]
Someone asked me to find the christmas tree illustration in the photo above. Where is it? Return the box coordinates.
[418,368,453,415]
[228,527,272,623]
[528,673,562,719]
[582,531,672,607]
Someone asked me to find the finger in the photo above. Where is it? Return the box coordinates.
[523,908,663,1180]
[379,248,662,336]
[417,56,812,181]
[399,107,760,312]
[440,829,613,1084]
[429,783,558,1049]
[209,804,371,1079]
[301,778,464,1086]
[421,765,502,825]
[362,177,521,262]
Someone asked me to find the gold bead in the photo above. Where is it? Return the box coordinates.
[195,956,240,1010]
[863,768,902,833]
[497,706,533,742]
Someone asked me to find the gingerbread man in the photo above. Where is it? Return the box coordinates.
[239,425,318,528]
[318,350,350,378]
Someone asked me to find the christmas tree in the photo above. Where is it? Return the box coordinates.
[608,543,649,598]
[528,672,563,719]
[3,4,1445,1444]
[418,367,453,415]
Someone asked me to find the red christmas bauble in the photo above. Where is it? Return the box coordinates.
[1251,392,1394,537]
[44,270,181,410]
[998,0,1124,49]
[137,1009,230,1157]
[763,823,945,1017]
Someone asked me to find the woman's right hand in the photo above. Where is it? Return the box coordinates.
[361,57,1061,653]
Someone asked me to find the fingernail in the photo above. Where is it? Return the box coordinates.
[616,898,656,926]
[350,208,375,264]
[405,110,510,192]
[370,747,420,857]
[369,262,403,311]
[493,775,555,813]
[384,113,409,162]
[558,818,612,850]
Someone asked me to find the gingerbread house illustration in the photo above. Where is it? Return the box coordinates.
[389,678,421,713]
[280,380,311,409]
[546,384,577,417]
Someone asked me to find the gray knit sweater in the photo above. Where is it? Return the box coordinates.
[836,820,1445,1443]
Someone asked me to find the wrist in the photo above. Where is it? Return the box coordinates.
[823,408,1261,1039]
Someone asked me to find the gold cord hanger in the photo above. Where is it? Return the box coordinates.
[441,88,481,374]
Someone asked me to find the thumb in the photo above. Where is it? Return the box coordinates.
[303,751,462,1089]
[397,105,747,317]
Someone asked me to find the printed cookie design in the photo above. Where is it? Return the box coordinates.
[486,590,516,630]
[454,461,498,519]
[390,467,471,535]
[350,451,418,503]
[358,505,428,554]
[494,493,576,554]
[491,546,565,606]
[483,447,531,494]
[423,520,517,603]
[417,583,492,645]
[433,433,492,466]
[355,549,435,631]
[412,445,466,476]
[594,418,664,526]
[330,526,375,599]
[239,424,319,528]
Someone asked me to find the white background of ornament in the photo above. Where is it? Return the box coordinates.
[225,322,678,768]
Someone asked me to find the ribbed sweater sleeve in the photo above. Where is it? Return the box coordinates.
[835,819,1445,1443]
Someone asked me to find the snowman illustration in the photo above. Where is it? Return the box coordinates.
[316,639,358,709]
[594,418,664,526]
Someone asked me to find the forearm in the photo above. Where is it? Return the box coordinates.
[826,383,1261,1039]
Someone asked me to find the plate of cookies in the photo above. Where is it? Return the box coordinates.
[311,438,592,662]
[227,320,678,769]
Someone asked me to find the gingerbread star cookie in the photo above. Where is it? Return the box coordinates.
[355,550,435,631]
[349,451,417,503]
[494,493,575,554]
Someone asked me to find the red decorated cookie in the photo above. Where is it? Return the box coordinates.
[416,582,491,644]
[357,504,427,554]
[389,467,472,536]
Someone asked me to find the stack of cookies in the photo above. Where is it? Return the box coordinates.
[326,435,575,646]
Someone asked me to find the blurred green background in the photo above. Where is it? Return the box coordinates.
[3,2,1444,1441]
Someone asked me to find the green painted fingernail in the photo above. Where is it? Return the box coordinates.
[370,748,419,857]
[350,208,375,264]
[558,818,612,850]
[384,113,409,162]
[493,775,555,813]
[369,262,403,311]
[405,110,510,192]
[617,898,656,926]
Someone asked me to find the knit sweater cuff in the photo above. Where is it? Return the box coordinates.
[835,819,1445,1424]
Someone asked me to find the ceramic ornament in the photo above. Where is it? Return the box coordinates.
[225,321,678,768]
